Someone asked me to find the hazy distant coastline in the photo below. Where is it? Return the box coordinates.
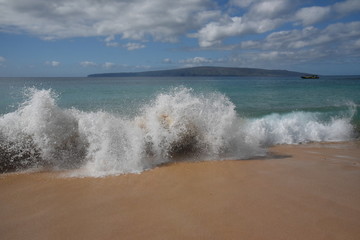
[88,66,308,77]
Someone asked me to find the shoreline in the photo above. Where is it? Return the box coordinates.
[1,141,360,239]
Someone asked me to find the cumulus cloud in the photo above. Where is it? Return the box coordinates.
[232,21,360,66]
[104,35,119,47]
[229,0,257,8]
[123,42,145,51]
[80,61,97,67]
[247,0,292,19]
[162,58,172,64]
[45,61,60,67]
[104,37,146,50]
[193,16,283,47]
[262,22,360,51]
[334,0,360,15]
[179,57,213,64]
[192,0,292,47]
[295,0,360,26]
[295,6,331,26]
[103,62,115,69]
[1,0,359,51]
[1,0,359,71]
[179,57,213,66]
[192,0,360,48]
[105,35,115,43]
[0,0,214,41]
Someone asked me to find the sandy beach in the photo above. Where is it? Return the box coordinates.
[1,141,359,240]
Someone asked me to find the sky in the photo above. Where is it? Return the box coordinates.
[0,0,360,77]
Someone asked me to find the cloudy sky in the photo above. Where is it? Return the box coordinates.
[1,0,360,76]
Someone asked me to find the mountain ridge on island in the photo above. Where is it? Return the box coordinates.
[87,66,309,77]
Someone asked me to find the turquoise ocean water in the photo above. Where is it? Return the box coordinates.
[0,76,359,176]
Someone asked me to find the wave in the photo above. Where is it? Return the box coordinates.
[0,87,356,176]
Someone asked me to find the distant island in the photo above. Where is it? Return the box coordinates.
[88,66,308,77]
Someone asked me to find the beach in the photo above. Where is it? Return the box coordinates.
[1,0,360,238]
[1,141,359,240]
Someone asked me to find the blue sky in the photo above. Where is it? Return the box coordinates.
[0,0,360,77]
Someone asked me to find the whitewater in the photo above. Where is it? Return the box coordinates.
[0,80,357,177]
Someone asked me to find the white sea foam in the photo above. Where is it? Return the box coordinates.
[0,87,356,176]
[245,111,354,146]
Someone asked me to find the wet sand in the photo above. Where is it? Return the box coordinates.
[1,141,360,240]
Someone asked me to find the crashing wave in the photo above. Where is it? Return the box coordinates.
[0,87,356,176]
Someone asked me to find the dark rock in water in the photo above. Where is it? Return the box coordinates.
[0,136,88,173]
[0,139,42,173]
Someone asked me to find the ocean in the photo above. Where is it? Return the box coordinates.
[0,76,359,176]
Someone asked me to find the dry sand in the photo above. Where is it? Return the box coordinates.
[1,141,360,240]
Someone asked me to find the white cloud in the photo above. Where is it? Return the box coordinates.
[104,35,119,47]
[194,10,222,24]
[295,0,360,26]
[105,35,115,43]
[192,0,360,48]
[262,22,360,50]
[192,0,292,47]
[179,56,213,64]
[334,0,360,15]
[162,58,172,64]
[45,61,60,67]
[257,51,296,61]
[193,15,283,47]
[123,42,145,51]
[248,0,292,19]
[104,39,145,50]
[1,0,359,52]
[234,21,360,66]
[295,6,331,26]
[103,62,115,69]
[132,65,151,70]
[239,40,260,49]
[1,0,359,72]
[229,0,257,8]
[80,61,97,67]
[0,0,214,41]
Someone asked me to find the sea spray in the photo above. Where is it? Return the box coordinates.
[245,111,354,146]
[140,88,239,158]
[0,89,87,171]
[0,87,356,176]
[77,87,263,176]
[76,111,147,175]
